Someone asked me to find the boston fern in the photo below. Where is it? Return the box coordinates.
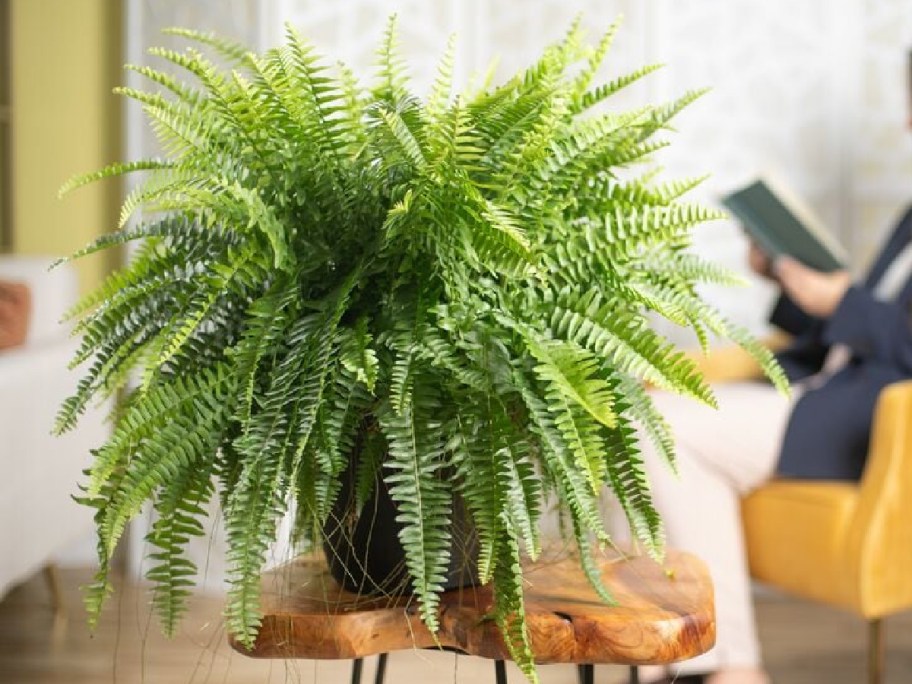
[58,16,785,681]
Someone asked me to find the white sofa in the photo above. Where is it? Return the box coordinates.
[0,256,110,598]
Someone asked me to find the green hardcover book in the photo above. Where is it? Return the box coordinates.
[722,177,847,272]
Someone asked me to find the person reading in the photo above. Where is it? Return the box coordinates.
[627,79,912,684]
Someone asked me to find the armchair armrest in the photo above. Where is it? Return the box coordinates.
[846,379,912,617]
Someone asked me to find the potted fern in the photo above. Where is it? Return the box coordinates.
[58,17,784,681]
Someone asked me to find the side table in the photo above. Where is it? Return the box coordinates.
[230,549,715,683]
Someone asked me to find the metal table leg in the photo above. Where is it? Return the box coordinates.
[375,653,388,684]
[577,663,594,684]
[351,658,364,684]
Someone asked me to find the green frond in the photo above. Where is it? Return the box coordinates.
[222,279,355,644]
[546,289,717,405]
[527,337,617,429]
[378,381,452,634]
[162,26,252,64]
[519,387,608,543]
[146,462,214,635]
[98,365,235,555]
[340,318,379,393]
[723,322,791,396]
[153,262,246,376]
[415,327,487,392]
[147,45,224,89]
[449,408,498,582]
[230,276,301,427]
[647,174,710,204]
[568,512,616,606]
[223,444,289,647]
[492,531,537,683]
[475,200,538,275]
[592,203,726,259]
[602,405,664,559]
[636,88,711,141]
[613,373,677,471]
[337,61,370,152]
[59,159,172,197]
[570,16,622,103]
[638,250,748,289]
[76,468,122,629]
[82,569,115,631]
[353,424,385,512]
[282,25,352,175]
[372,14,410,106]
[496,438,542,559]
[373,102,428,170]
[426,34,456,124]
[140,99,209,159]
[574,63,664,114]
[113,85,172,111]
[124,63,204,105]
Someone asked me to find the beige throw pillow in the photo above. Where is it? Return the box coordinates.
[0,280,32,350]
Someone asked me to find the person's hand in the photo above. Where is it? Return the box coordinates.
[747,241,774,280]
[773,257,852,318]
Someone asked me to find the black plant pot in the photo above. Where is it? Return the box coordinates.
[322,450,479,597]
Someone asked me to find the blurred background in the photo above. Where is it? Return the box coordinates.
[2,1,912,682]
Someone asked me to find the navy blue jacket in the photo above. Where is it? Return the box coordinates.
[773,207,912,481]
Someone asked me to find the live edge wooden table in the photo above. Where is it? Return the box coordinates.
[230,549,715,684]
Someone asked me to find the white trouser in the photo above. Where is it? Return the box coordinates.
[618,382,793,676]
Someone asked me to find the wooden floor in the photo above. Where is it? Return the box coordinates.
[0,568,910,683]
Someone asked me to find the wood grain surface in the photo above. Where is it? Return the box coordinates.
[230,549,715,666]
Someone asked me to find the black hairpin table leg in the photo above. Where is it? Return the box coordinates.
[375,653,388,684]
[495,659,507,684]
[351,657,364,684]
[577,663,594,684]
[629,665,640,683]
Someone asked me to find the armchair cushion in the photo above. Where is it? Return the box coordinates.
[742,481,858,611]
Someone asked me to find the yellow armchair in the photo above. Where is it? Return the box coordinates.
[692,343,912,684]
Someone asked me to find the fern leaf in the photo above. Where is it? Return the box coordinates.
[146,462,214,635]
[60,160,172,197]
[570,16,622,103]
[602,406,665,560]
[492,529,537,683]
[527,337,617,429]
[372,15,410,106]
[340,318,379,393]
[378,382,452,634]
[162,27,252,64]
[575,63,664,114]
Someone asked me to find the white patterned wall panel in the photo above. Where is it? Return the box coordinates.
[280,0,462,97]
[854,0,912,263]
[641,0,865,336]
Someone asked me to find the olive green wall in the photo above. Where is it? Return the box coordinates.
[10,0,122,294]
